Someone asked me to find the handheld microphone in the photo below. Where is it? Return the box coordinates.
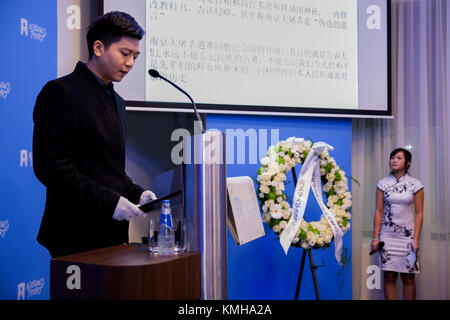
[148,69,205,133]
[369,241,385,255]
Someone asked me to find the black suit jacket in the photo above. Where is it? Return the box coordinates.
[33,61,145,258]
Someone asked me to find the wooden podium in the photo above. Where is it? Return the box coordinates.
[50,244,201,300]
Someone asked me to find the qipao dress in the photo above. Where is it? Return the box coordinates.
[376,174,423,273]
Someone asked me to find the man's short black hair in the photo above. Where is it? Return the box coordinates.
[87,11,145,59]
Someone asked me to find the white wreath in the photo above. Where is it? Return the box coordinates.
[257,137,351,251]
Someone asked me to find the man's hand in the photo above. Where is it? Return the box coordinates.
[113,196,146,221]
[139,190,157,205]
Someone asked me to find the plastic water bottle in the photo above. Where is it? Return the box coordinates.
[158,200,174,256]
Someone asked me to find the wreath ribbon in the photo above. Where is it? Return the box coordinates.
[279,142,343,265]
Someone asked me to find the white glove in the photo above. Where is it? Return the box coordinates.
[139,190,157,205]
[113,196,146,221]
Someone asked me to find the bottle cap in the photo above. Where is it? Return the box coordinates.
[162,199,170,204]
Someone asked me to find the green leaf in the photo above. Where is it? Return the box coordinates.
[334,170,342,182]
[257,166,268,175]
[267,191,277,201]
[326,187,336,196]
[325,162,333,173]
[343,217,348,227]
[269,219,280,229]
[307,224,320,235]
[335,199,343,206]
[278,156,285,164]
[299,229,307,240]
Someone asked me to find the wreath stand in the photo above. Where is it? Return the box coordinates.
[291,167,324,300]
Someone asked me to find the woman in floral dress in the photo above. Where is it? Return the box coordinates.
[371,148,424,300]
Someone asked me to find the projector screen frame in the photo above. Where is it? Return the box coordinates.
[100,0,392,119]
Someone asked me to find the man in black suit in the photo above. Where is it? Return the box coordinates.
[33,12,155,258]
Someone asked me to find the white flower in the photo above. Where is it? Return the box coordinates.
[262,205,268,212]
[280,220,287,229]
[259,193,265,198]
[260,185,270,194]
[324,181,333,192]
[328,195,339,203]
[282,209,290,220]
[342,198,352,209]
[320,150,329,159]
[270,179,281,188]
[261,171,272,181]
[335,208,346,217]
[281,201,290,209]
[260,157,270,166]
[265,200,274,208]
[293,237,300,244]
[326,172,336,182]
[272,224,280,233]
[263,213,271,223]
[300,220,308,230]
[269,204,283,219]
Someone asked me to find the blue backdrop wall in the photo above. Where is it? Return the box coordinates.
[206,114,352,299]
[0,0,56,300]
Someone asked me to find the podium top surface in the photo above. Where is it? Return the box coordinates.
[51,244,199,267]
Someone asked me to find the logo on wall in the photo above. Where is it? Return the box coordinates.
[20,149,33,167]
[0,82,11,100]
[17,278,46,300]
[20,18,47,42]
[0,220,9,238]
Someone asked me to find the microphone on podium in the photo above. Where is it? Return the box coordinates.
[369,241,385,255]
[148,69,205,133]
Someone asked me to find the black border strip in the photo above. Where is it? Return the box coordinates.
[125,100,392,117]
